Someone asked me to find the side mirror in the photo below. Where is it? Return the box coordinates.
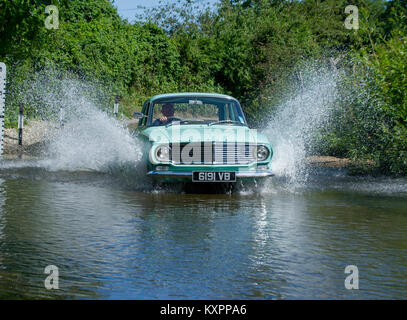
[134,112,145,119]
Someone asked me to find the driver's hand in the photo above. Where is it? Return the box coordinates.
[160,116,168,122]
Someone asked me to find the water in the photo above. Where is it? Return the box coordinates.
[265,66,339,184]
[0,171,406,299]
[1,66,406,299]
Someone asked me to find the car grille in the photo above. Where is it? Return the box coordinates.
[169,142,256,165]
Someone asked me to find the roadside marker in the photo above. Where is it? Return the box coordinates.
[0,62,6,154]
[60,105,64,128]
[18,104,23,146]
[114,95,119,117]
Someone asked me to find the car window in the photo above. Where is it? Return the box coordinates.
[153,103,218,123]
[148,97,246,126]
[139,100,149,127]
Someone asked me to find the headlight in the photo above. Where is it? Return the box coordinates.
[155,145,171,162]
[255,145,270,161]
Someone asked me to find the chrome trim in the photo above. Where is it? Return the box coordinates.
[147,170,274,179]
[235,171,274,178]
[169,142,259,165]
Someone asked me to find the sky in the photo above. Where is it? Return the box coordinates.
[113,0,219,22]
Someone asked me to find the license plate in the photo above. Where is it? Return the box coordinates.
[192,171,236,182]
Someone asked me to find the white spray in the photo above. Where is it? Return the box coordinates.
[263,65,340,188]
[17,70,143,172]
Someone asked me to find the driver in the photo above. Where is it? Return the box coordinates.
[153,103,176,126]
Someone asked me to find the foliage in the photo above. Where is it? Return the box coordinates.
[364,31,407,174]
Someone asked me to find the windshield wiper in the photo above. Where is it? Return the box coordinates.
[208,120,244,126]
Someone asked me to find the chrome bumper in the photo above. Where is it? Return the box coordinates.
[147,170,274,179]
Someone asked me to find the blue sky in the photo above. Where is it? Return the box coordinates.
[113,0,219,22]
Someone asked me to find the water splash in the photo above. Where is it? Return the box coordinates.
[42,112,142,172]
[263,65,340,188]
[13,69,143,173]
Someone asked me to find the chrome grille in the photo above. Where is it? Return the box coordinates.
[170,142,256,165]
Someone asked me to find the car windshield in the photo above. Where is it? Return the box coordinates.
[148,96,246,127]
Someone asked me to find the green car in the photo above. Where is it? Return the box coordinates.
[134,93,273,185]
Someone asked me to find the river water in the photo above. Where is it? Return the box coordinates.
[0,163,406,299]
[2,68,406,299]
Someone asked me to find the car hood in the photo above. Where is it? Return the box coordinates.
[140,124,270,145]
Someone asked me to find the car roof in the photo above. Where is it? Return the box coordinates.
[149,92,238,102]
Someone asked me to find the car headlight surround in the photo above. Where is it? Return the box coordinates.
[155,145,171,162]
[255,145,270,162]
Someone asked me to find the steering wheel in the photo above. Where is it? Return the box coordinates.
[166,116,181,122]
[153,116,182,126]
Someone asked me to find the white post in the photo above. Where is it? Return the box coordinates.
[60,105,64,128]
[18,104,23,145]
[0,62,6,155]
[114,95,119,117]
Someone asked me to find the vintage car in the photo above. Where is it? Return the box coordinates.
[134,93,273,185]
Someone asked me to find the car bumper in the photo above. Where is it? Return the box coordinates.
[147,170,274,179]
